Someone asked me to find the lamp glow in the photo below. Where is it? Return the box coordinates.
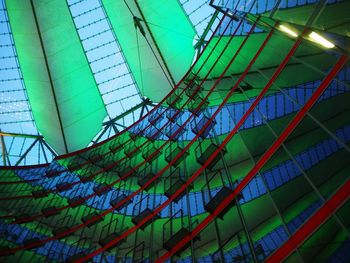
[309,32,335,48]
[279,25,298,38]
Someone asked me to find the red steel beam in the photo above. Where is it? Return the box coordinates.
[155,53,348,262]
[0,14,250,256]
[15,14,240,216]
[266,176,350,262]
[77,24,276,262]
[2,15,236,221]
[0,15,232,205]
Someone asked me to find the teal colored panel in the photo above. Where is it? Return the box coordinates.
[137,0,196,81]
[102,0,174,102]
[5,0,65,153]
[7,0,107,154]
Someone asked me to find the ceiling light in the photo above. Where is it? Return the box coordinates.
[279,24,298,38]
[309,31,335,48]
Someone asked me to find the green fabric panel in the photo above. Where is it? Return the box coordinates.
[101,0,174,102]
[137,0,196,81]
[5,0,65,153]
[7,0,107,154]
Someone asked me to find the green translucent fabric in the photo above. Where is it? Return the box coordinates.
[102,0,196,102]
[137,0,196,81]
[6,0,107,154]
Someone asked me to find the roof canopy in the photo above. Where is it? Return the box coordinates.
[6,0,107,154]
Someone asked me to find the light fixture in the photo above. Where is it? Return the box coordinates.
[279,24,298,38]
[309,31,335,48]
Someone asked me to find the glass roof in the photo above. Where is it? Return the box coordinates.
[0,0,218,164]
[0,1,349,262]
[0,0,218,133]
[0,0,37,135]
[67,0,143,119]
[180,0,221,38]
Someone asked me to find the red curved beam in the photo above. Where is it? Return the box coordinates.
[0,14,233,207]
[155,53,349,262]
[266,176,350,262]
[3,15,238,223]
[0,14,247,255]
[78,21,275,262]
